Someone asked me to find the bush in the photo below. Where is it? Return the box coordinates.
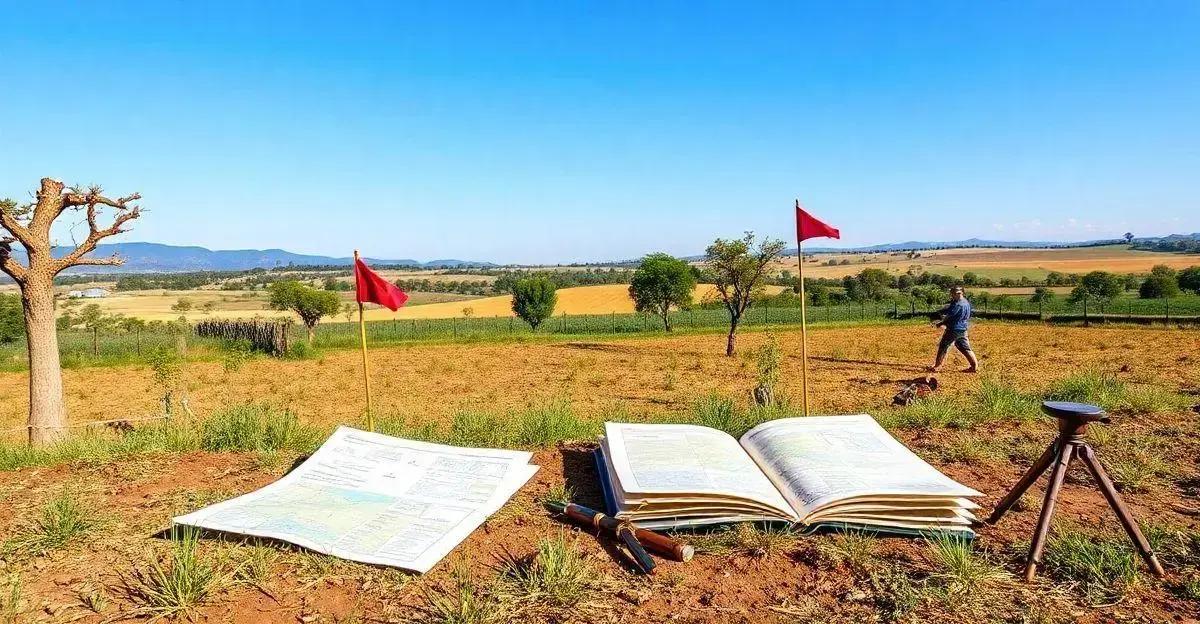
[511,278,557,330]
[0,294,23,343]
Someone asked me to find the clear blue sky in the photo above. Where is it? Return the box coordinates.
[2,1,1197,264]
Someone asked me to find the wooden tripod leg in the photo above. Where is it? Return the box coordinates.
[988,440,1059,524]
[1024,443,1074,583]
[1075,444,1166,577]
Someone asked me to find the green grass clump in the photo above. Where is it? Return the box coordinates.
[1042,528,1142,604]
[683,394,791,438]
[2,488,96,556]
[818,529,878,571]
[1044,370,1188,415]
[691,523,799,559]
[498,532,600,609]
[925,533,1007,597]
[422,564,500,624]
[883,395,972,430]
[0,574,21,624]
[0,403,322,472]
[1045,370,1128,408]
[120,526,223,619]
[199,403,320,453]
[513,400,598,447]
[974,377,1041,421]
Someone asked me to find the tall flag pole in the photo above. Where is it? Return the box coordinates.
[794,200,840,417]
[353,251,409,431]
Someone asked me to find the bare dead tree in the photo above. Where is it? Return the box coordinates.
[0,178,141,445]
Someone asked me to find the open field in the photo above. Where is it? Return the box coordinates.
[51,289,481,323]
[1,323,1198,623]
[774,244,1200,281]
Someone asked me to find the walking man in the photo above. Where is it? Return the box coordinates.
[931,286,979,373]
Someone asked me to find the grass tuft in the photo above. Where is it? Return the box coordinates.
[925,533,1007,596]
[199,403,321,453]
[421,564,499,624]
[691,523,799,559]
[2,487,96,556]
[0,403,321,472]
[819,529,878,571]
[1041,528,1142,605]
[498,532,599,608]
[119,526,223,619]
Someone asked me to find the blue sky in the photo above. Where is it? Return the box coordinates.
[1,1,1197,264]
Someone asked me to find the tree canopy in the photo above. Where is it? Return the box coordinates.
[511,277,557,330]
[1179,266,1200,294]
[703,232,786,356]
[0,293,22,343]
[628,253,695,331]
[1069,271,1123,303]
[269,281,341,342]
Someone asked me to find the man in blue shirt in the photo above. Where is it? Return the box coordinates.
[931,286,978,373]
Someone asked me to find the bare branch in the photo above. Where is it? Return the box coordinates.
[68,254,125,267]
[0,240,27,284]
[53,204,140,273]
[0,199,33,247]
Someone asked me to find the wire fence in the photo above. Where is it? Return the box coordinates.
[1,295,1195,370]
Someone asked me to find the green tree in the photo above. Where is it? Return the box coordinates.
[1178,266,1200,294]
[628,253,695,331]
[511,277,557,330]
[0,293,23,343]
[1069,271,1122,304]
[1029,287,1055,304]
[1139,274,1179,299]
[269,281,341,343]
[703,232,786,356]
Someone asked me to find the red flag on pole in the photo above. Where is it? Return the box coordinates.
[795,200,840,242]
[354,257,409,311]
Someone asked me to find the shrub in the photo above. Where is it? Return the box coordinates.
[511,278,557,330]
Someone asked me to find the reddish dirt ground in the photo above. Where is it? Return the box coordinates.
[2,323,1199,623]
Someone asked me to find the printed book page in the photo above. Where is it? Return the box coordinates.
[174,426,538,574]
[602,422,797,519]
[740,415,981,520]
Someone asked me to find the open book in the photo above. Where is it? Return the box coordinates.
[596,415,982,536]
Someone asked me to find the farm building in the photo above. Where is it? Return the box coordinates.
[67,287,110,298]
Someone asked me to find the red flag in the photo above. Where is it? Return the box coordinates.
[795,199,840,242]
[354,257,409,311]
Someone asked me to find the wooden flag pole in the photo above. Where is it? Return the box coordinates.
[354,250,374,431]
[797,236,810,417]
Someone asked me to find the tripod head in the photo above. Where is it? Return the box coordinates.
[1042,401,1110,437]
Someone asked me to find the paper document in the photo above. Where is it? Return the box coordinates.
[174,426,538,573]
[741,415,981,518]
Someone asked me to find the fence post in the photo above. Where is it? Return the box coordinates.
[1083,295,1089,327]
[453,317,458,337]
[1165,298,1170,325]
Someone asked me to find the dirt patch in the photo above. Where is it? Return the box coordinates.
[2,323,1198,438]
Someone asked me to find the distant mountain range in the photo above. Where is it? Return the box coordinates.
[789,234,1200,255]
[4,234,1196,276]
[12,242,495,273]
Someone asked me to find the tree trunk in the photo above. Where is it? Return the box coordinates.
[307,324,315,345]
[661,305,672,332]
[22,278,68,445]
[725,316,739,356]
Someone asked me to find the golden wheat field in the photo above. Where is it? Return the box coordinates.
[768,244,1200,280]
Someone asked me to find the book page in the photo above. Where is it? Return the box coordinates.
[602,422,796,519]
[740,415,981,520]
[175,426,538,574]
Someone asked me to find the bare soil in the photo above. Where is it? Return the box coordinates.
[2,323,1199,623]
